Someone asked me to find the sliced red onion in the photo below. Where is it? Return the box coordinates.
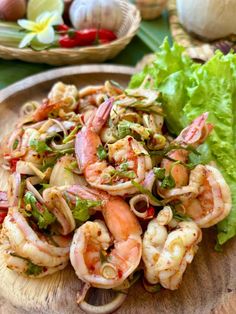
[143,170,156,192]
[23,120,47,130]
[47,120,75,134]
[7,172,21,206]
[26,178,44,204]
[49,119,68,137]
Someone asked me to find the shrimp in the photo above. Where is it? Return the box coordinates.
[172,165,232,228]
[33,82,79,122]
[1,207,70,276]
[75,98,152,196]
[70,186,142,289]
[142,208,202,290]
[161,112,213,188]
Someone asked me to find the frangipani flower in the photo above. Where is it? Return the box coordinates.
[18,11,63,48]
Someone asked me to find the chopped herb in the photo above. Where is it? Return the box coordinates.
[63,125,82,144]
[117,122,132,139]
[26,260,44,276]
[114,170,136,179]
[72,197,102,222]
[172,208,191,222]
[131,180,163,205]
[97,145,107,161]
[119,162,129,171]
[153,167,165,180]
[117,120,150,140]
[24,191,55,229]
[40,183,51,189]
[161,175,176,189]
[13,139,19,150]
[29,138,52,153]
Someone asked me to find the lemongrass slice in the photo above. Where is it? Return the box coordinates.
[79,292,127,314]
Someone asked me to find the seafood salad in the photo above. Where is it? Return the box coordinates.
[0,76,231,312]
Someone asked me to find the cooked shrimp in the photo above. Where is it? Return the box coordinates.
[33,82,79,121]
[161,112,213,188]
[75,98,152,196]
[70,188,142,289]
[2,207,70,271]
[173,165,232,228]
[142,209,202,290]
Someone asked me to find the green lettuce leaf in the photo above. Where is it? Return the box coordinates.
[129,39,236,246]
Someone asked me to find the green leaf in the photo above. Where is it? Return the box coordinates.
[119,162,129,171]
[29,138,52,153]
[129,40,236,245]
[153,167,165,180]
[72,197,102,222]
[117,120,150,140]
[26,260,44,276]
[161,175,176,189]
[24,191,55,229]
[13,139,19,150]
[172,208,191,222]
[97,145,107,161]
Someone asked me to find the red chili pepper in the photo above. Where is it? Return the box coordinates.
[59,28,117,48]
[59,35,78,48]
[56,24,70,33]
[9,158,19,172]
[146,206,155,219]
[0,211,8,224]
[98,29,117,42]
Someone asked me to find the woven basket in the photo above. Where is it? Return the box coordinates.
[134,0,167,20]
[0,1,140,66]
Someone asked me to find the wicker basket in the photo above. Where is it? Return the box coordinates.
[0,1,141,66]
[134,0,167,20]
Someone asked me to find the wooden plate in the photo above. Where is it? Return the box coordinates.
[0,65,235,314]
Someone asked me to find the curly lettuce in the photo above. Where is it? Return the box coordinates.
[130,39,236,246]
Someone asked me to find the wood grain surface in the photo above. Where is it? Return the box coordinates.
[0,65,235,314]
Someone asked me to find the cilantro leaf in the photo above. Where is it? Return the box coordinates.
[24,191,55,229]
[161,175,176,189]
[72,197,102,222]
[29,138,52,153]
[97,145,107,160]
[153,167,165,180]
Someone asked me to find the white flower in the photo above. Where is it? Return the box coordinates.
[18,11,63,48]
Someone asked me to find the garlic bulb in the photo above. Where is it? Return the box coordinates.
[177,0,236,40]
[0,0,26,21]
[69,0,123,32]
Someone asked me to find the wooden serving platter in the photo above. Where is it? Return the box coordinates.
[0,65,235,314]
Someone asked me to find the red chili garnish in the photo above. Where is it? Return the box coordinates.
[118,269,123,279]
[146,206,155,219]
[9,158,19,172]
[0,211,8,224]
